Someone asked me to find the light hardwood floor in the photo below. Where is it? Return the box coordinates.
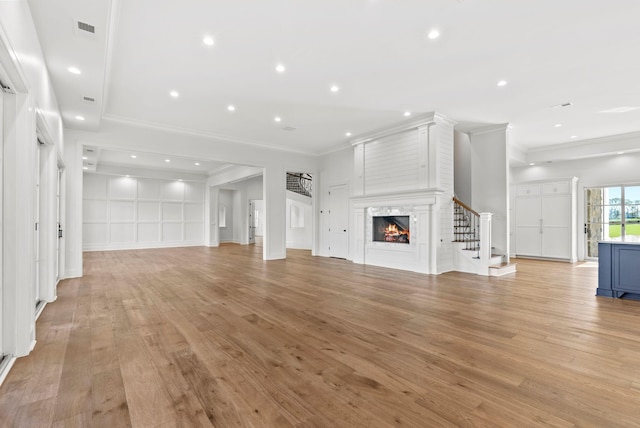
[1,245,640,427]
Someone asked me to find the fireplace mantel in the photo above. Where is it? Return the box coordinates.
[351,188,444,208]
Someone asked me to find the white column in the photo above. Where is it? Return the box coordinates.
[478,212,493,276]
[352,143,365,196]
[429,203,438,274]
[263,166,286,260]
[38,143,58,302]
[63,138,83,278]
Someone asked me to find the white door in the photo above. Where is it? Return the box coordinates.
[56,167,62,281]
[0,90,4,357]
[515,196,542,256]
[248,200,256,244]
[34,141,41,306]
[541,194,571,258]
[329,185,348,259]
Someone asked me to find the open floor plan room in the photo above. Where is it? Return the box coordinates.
[1,246,639,427]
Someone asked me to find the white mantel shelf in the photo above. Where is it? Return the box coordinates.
[351,188,445,207]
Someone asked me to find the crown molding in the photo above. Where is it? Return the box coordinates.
[101,114,315,156]
[349,112,453,146]
[467,123,510,136]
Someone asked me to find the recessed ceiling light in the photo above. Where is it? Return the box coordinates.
[82,166,88,170]
[330,85,339,93]
[497,80,508,87]
[274,116,282,122]
[404,111,411,117]
[82,156,88,160]
[346,132,352,137]
[554,123,562,128]
[75,115,85,121]
[427,29,440,40]
[600,107,640,113]
[125,175,130,178]
[617,151,625,155]
[169,90,179,98]
[227,105,236,112]
[203,36,214,46]
[195,162,200,166]
[131,155,136,158]
[68,66,82,75]
[529,162,536,166]
[570,135,578,139]
[165,159,170,163]
[178,179,183,182]
[275,64,285,73]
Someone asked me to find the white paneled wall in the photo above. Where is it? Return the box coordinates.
[364,131,420,194]
[83,174,205,251]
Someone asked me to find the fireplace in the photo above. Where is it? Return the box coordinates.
[372,216,410,244]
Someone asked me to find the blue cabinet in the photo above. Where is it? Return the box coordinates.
[597,242,640,298]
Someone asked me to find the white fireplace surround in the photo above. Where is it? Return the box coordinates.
[352,189,443,274]
[349,112,455,275]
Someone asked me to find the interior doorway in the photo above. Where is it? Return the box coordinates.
[56,167,62,282]
[585,185,640,258]
[34,139,42,310]
[0,89,4,362]
[249,199,263,246]
[248,200,256,245]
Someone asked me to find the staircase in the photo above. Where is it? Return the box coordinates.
[452,197,516,276]
[286,172,312,198]
[453,199,479,256]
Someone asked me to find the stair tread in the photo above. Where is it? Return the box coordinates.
[489,262,517,268]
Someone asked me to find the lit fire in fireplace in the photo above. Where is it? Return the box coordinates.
[373,215,410,244]
[383,223,410,242]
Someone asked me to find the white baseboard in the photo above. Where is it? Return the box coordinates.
[83,241,205,252]
[0,356,17,387]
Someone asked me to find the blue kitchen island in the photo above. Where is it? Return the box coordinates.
[597,241,640,299]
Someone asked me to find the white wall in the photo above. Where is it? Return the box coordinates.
[67,120,318,260]
[215,175,264,245]
[83,173,205,251]
[286,191,312,249]
[317,147,352,257]
[470,125,510,256]
[454,130,472,206]
[218,189,235,243]
[64,139,82,278]
[254,200,264,236]
[512,151,640,260]
[0,2,64,360]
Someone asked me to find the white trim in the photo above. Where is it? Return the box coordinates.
[83,241,205,252]
[0,356,17,387]
[0,24,29,93]
[102,114,314,156]
[350,112,446,146]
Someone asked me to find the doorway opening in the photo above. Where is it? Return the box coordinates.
[585,185,640,258]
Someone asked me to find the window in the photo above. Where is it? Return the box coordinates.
[585,185,640,258]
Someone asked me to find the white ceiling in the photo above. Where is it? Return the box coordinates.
[28,0,640,160]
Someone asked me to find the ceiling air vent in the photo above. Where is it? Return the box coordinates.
[83,96,96,103]
[77,20,95,34]
[282,126,297,131]
[551,101,572,109]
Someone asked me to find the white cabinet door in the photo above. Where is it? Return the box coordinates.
[542,227,571,259]
[515,196,542,256]
[541,194,572,258]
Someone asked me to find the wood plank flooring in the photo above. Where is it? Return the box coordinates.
[2,245,640,427]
